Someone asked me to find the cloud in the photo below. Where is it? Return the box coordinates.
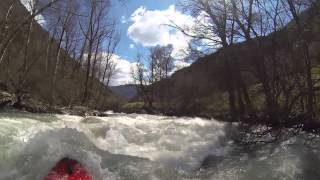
[20,0,33,11]
[99,54,190,86]
[20,0,46,26]
[83,53,136,86]
[171,60,191,74]
[108,54,191,86]
[109,55,137,86]
[127,5,195,59]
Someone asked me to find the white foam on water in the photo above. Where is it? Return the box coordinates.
[0,111,320,179]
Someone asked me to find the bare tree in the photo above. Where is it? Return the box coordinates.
[92,28,119,104]
[172,0,319,123]
[100,29,119,87]
[0,0,16,64]
[149,45,174,80]
[0,0,62,63]
[132,45,175,109]
[50,12,73,105]
[282,0,316,123]
[176,0,243,120]
[78,0,113,104]
[89,22,118,98]
[132,54,154,108]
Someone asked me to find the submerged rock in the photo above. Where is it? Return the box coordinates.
[81,117,103,124]
[200,155,224,169]
[59,106,108,117]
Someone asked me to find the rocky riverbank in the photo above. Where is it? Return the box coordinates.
[0,90,109,117]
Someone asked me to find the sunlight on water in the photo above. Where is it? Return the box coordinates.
[0,110,319,180]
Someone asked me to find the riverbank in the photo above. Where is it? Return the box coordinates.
[2,89,320,135]
[0,90,110,117]
[118,100,320,134]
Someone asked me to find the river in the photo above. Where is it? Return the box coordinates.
[0,110,320,180]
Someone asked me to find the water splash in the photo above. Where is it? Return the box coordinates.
[0,111,319,179]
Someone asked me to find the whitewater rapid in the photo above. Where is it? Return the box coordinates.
[0,110,320,180]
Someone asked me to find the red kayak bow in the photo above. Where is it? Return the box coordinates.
[44,158,92,180]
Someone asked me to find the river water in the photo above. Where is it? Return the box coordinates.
[0,110,320,180]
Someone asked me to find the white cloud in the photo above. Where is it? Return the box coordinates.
[109,54,191,86]
[127,5,195,59]
[171,60,191,74]
[20,0,46,26]
[102,54,191,86]
[83,53,136,86]
[129,44,135,49]
[109,55,137,86]
[20,0,33,11]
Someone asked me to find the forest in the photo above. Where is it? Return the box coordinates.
[0,0,122,113]
[0,0,319,129]
[130,0,320,130]
[1,0,320,179]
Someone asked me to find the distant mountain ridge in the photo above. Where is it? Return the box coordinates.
[110,85,138,101]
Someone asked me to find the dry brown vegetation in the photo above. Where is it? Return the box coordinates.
[133,1,320,129]
[0,0,122,111]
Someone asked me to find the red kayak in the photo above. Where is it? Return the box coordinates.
[44,158,92,180]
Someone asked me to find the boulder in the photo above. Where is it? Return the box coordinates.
[0,91,17,107]
[13,94,50,113]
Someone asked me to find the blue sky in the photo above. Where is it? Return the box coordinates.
[21,0,193,86]
[106,0,194,85]
[110,0,179,61]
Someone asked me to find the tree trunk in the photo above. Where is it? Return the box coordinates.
[50,27,66,105]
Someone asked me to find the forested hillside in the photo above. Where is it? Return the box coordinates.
[0,0,121,111]
[134,1,320,128]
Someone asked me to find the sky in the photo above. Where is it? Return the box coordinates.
[21,0,194,86]
[108,0,193,86]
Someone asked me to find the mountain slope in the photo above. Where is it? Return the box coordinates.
[110,85,138,101]
[0,1,120,110]
[152,4,320,121]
